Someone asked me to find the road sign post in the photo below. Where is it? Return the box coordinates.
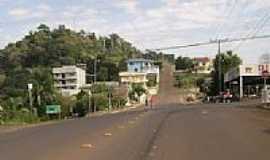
[46,105,61,119]
[261,70,270,105]
[262,70,270,89]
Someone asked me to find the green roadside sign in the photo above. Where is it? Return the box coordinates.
[46,105,61,114]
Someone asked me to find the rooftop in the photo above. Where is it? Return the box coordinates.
[193,57,210,63]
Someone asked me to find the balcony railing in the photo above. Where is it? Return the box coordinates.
[142,66,159,74]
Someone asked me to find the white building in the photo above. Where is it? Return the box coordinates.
[53,65,86,96]
[224,64,269,98]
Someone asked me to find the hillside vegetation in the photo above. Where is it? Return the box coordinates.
[0,24,141,123]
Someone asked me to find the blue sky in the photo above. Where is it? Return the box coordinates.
[0,0,270,64]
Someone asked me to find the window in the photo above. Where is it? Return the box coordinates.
[62,80,66,85]
[245,67,252,73]
[68,73,76,77]
[129,62,134,65]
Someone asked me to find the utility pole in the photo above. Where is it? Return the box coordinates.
[94,59,97,83]
[88,90,92,116]
[218,40,222,95]
[93,59,97,112]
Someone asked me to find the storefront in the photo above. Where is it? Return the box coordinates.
[224,64,270,98]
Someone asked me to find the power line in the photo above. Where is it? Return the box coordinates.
[214,0,238,40]
[224,1,250,49]
[233,11,270,51]
[152,34,270,51]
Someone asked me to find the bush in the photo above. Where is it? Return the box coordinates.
[0,108,39,124]
[93,93,109,111]
[92,84,108,93]
[176,76,196,88]
[129,84,146,101]
[54,93,76,118]
[112,97,127,109]
[73,95,88,117]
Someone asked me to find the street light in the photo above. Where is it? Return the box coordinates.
[93,58,100,112]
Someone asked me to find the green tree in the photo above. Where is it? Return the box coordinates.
[209,51,242,95]
[175,56,194,71]
[0,24,142,121]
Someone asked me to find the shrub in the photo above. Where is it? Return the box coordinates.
[93,94,109,111]
[73,95,88,117]
[112,96,127,109]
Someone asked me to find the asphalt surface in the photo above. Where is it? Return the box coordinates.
[1,64,270,160]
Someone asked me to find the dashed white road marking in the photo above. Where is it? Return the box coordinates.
[128,121,135,124]
[80,144,94,149]
[104,133,112,136]
[201,110,208,114]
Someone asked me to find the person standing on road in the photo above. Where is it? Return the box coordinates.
[150,95,153,109]
[144,97,148,111]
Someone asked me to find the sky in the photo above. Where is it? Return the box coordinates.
[0,0,270,64]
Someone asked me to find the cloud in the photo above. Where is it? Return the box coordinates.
[36,4,52,11]
[115,0,139,13]
[2,0,270,63]
[0,0,8,6]
[8,8,30,17]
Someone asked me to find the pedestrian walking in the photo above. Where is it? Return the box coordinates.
[150,96,153,109]
[144,98,148,111]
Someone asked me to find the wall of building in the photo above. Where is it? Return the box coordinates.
[239,64,260,76]
[193,58,213,74]
[127,61,152,72]
[53,65,86,96]
[119,72,147,84]
[225,64,264,82]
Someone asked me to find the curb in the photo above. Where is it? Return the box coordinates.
[0,104,143,135]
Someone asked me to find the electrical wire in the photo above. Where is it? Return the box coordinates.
[213,0,238,40]
[152,34,270,51]
[233,10,270,51]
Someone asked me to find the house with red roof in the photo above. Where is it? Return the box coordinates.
[193,57,213,74]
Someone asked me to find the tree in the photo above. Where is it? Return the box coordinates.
[209,51,242,95]
[0,74,6,88]
[175,56,194,71]
[0,24,142,121]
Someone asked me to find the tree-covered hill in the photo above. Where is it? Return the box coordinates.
[0,24,142,118]
[0,24,141,89]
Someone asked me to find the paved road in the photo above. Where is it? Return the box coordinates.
[1,104,270,160]
[1,63,270,160]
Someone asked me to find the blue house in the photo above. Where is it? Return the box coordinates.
[127,58,154,73]
[119,58,160,97]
